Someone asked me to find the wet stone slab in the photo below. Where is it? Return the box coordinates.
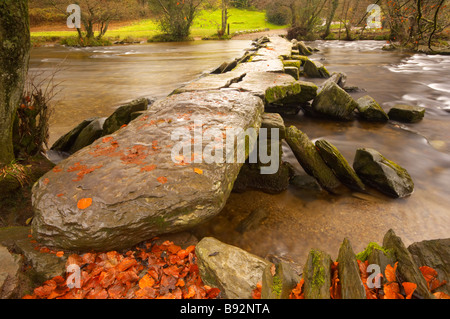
[32,90,264,251]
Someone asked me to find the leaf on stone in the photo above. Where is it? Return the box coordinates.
[383,282,403,299]
[77,198,93,210]
[194,168,203,175]
[433,292,450,299]
[157,176,168,184]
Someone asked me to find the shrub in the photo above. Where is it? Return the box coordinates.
[266,3,292,26]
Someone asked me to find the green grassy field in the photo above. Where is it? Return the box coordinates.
[30,8,288,45]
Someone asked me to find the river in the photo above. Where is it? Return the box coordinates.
[29,40,450,264]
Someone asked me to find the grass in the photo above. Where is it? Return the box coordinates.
[30,8,288,46]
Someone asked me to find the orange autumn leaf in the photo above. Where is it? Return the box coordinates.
[433,291,450,299]
[383,282,404,299]
[184,285,196,299]
[56,251,65,258]
[77,198,93,210]
[157,176,168,184]
[194,168,203,175]
[139,274,155,289]
[402,282,417,299]
[289,278,304,299]
[385,262,398,283]
[252,282,262,299]
[141,164,157,172]
[330,262,341,299]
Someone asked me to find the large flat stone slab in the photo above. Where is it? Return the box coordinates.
[32,90,264,251]
[171,71,247,94]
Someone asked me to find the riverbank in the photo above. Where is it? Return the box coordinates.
[30,8,288,47]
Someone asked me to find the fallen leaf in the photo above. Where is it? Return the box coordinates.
[139,274,155,289]
[157,176,168,184]
[56,251,64,258]
[77,198,93,210]
[385,262,398,283]
[402,282,417,299]
[433,291,450,299]
[194,168,203,175]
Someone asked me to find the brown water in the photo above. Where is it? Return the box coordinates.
[30,40,450,264]
[192,40,450,263]
[29,40,252,146]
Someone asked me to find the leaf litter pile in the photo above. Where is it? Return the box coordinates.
[252,261,450,299]
[23,238,220,299]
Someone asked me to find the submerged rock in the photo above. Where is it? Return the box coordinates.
[303,59,330,78]
[311,81,358,120]
[353,148,414,198]
[315,139,366,192]
[388,104,426,123]
[303,249,332,299]
[195,237,271,299]
[285,126,342,193]
[356,95,389,122]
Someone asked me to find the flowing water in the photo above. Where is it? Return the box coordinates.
[30,40,450,264]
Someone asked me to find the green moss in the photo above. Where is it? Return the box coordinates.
[355,242,393,261]
[311,250,325,288]
[272,273,282,297]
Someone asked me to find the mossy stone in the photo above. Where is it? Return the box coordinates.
[303,249,332,299]
[315,139,366,192]
[356,95,389,122]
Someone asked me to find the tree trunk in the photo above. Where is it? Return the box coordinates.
[324,0,338,38]
[0,0,31,166]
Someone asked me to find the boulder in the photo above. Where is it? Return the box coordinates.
[388,104,425,123]
[232,161,292,194]
[211,61,229,74]
[261,261,300,299]
[235,207,270,234]
[295,41,312,56]
[50,118,97,153]
[32,90,264,251]
[261,113,286,140]
[290,55,308,65]
[318,72,347,92]
[69,117,106,154]
[195,237,271,299]
[0,245,22,299]
[337,238,366,299]
[14,237,67,284]
[303,59,330,78]
[383,229,434,299]
[353,148,414,198]
[285,126,342,193]
[311,81,358,120]
[284,66,299,80]
[356,95,389,122]
[265,81,318,105]
[303,249,332,299]
[102,98,149,136]
[408,238,450,295]
[315,139,366,192]
[282,60,301,69]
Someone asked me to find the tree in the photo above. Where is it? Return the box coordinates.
[49,0,131,41]
[148,0,204,39]
[323,0,339,38]
[383,0,449,51]
[0,0,31,166]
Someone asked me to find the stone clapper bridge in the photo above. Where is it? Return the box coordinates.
[31,36,323,251]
